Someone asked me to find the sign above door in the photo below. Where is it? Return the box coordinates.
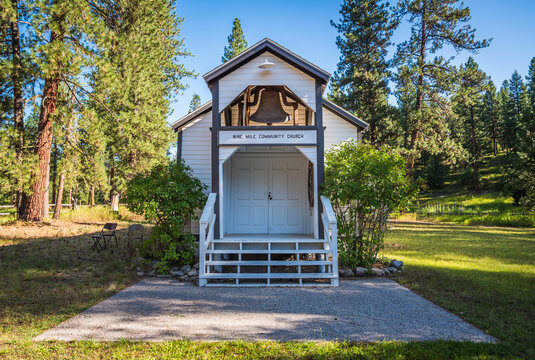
[219,129,317,146]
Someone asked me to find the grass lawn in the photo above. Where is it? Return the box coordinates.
[0,210,533,358]
[384,222,535,358]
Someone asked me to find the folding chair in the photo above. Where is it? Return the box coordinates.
[91,223,118,252]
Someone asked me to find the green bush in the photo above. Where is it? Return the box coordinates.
[322,141,417,268]
[126,160,207,273]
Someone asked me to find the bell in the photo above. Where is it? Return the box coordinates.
[249,89,291,125]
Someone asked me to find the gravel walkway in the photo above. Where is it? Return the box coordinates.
[35,278,495,342]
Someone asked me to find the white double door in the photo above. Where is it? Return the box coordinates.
[230,154,306,234]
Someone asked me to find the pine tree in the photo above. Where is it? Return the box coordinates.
[506,71,528,152]
[222,18,248,63]
[497,81,513,151]
[188,94,201,113]
[516,58,535,208]
[394,0,490,176]
[90,0,194,211]
[18,0,108,221]
[452,57,489,192]
[330,0,397,146]
[480,81,500,155]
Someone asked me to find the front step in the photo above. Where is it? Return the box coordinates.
[199,234,339,287]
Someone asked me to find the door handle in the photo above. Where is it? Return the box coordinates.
[268,192,272,200]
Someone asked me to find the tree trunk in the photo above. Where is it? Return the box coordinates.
[89,186,95,206]
[53,173,65,220]
[51,143,58,204]
[407,1,427,177]
[19,73,60,220]
[110,193,119,212]
[43,165,50,218]
[72,182,78,210]
[470,106,480,193]
[11,0,24,217]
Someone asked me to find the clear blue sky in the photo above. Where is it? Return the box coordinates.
[169,0,535,123]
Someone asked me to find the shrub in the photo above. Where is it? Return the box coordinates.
[126,160,207,273]
[322,141,417,268]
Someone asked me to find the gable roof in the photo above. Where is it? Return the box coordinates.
[322,99,368,130]
[170,101,212,131]
[171,99,368,132]
[203,38,331,86]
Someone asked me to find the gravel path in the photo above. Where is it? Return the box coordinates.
[35,278,495,342]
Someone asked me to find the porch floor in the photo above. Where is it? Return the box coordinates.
[219,234,320,242]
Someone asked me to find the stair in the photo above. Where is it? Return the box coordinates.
[199,234,339,287]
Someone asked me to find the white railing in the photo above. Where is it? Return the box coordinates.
[198,193,217,286]
[320,195,338,284]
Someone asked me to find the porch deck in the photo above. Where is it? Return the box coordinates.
[199,194,339,287]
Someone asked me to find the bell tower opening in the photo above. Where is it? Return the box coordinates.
[221,85,315,127]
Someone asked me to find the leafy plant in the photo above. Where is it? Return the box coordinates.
[126,160,207,273]
[322,141,417,268]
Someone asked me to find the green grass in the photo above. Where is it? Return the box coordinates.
[0,220,533,359]
[395,192,535,227]
[384,222,535,358]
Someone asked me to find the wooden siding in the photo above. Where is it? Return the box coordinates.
[181,112,212,234]
[219,52,316,111]
[323,108,360,151]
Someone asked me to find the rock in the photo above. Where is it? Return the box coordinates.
[354,267,368,276]
[193,263,199,269]
[339,268,354,277]
[137,271,145,276]
[181,265,191,273]
[370,268,384,276]
[149,270,156,276]
[390,259,404,270]
[188,268,198,276]
[387,267,397,274]
[170,270,185,277]
[157,274,171,278]
[171,266,179,272]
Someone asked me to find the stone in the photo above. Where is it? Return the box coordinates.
[339,268,354,277]
[390,259,404,270]
[157,274,171,278]
[354,267,368,277]
[188,268,198,276]
[193,263,199,269]
[387,267,397,274]
[149,270,156,276]
[370,268,384,276]
[171,266,179,272]
[181,265,191,273]
[170,270,185,277]
[137,271,145,276]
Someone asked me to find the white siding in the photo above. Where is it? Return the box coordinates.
[323,108,360,151]
[181,112,212,235]
[219,52,316,111]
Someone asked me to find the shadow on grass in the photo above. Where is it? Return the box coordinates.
[0,227,139,338]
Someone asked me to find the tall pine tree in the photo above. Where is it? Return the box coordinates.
[188,94,201,113]
[394,0,489,176]
[222,18,247,63]
[329,0,397,146]
[452,57,489,192]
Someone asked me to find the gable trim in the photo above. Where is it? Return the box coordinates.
[322,99,369,130]
[203,39,331,86]
[171,101,212,131]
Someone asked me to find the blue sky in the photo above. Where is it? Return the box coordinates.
[170,0,535,123]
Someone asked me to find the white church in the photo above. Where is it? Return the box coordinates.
[172,39,368,286]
